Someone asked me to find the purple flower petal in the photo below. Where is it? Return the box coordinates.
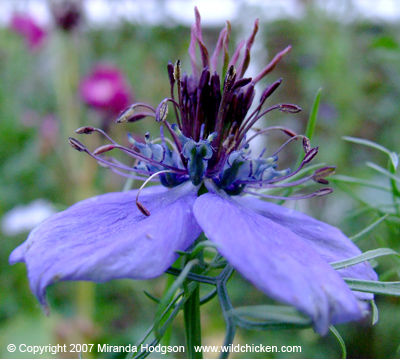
[236,196,378,283]
[193,192,365,335]
[10,183,201,311]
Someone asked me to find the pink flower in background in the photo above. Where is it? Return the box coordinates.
[10,14,46,51]
[79,64,133,116]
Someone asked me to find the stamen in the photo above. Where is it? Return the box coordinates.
[302,147,319,164]
[315,187,334,196]
[313,166,336,184]
[162,121,184,159]
[136,202,150,217]
[174,60,181,83]
[303,137,311,153]
[108,167,158,182]
[278,103,302,113]
[245,126,297,144]
[168,61,181,128]
[76,146,148,174]
[223,65,236,92]
[237,95,263,131]
[122,112,156,123]
[270,135,305,157]
[246,147,318,186]
[69,137,89,152]
[153,99,183,156]
[238,104,280,140]
[75,126,120,144]
[107,157,152,175]
[75,126,95,134]
[243,187,333,201]
[244,166,335,188]
[222,122,238,153]
[93,144,116,155]
[93,143,187,174]
[155,99,169,122]
[167,62,175,86]
[135,170,175,216]
[244,174,313,188]
[115,103,156,123]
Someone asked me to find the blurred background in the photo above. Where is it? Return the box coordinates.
[1,0,399,358]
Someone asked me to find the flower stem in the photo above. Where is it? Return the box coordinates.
[76,281,95,320]
[52,29,96,352]
[184,284,203,359]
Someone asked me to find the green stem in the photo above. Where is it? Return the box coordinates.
[184,284,203,359]
[76,281,95,320]
[159,263,178,348]
[389,160,400,216]
[52,30,96,354]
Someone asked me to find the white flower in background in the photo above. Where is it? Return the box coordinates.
[2,199,56,236]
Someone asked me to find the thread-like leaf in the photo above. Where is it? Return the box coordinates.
[330,326,347,359]
[154,259,199,339]
[330,175,391,192]
[350,214,389,241]
[344,278,400,296]
[370,300,379,325]
[366,162,400,183]
[343,136,399,170]
[229,305,311,328]
[331,248,399,270]
[305,88,322,141]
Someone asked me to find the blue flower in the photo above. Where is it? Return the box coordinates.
[10,8,377,335]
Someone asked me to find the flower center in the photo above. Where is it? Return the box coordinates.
[69,11,334,202]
